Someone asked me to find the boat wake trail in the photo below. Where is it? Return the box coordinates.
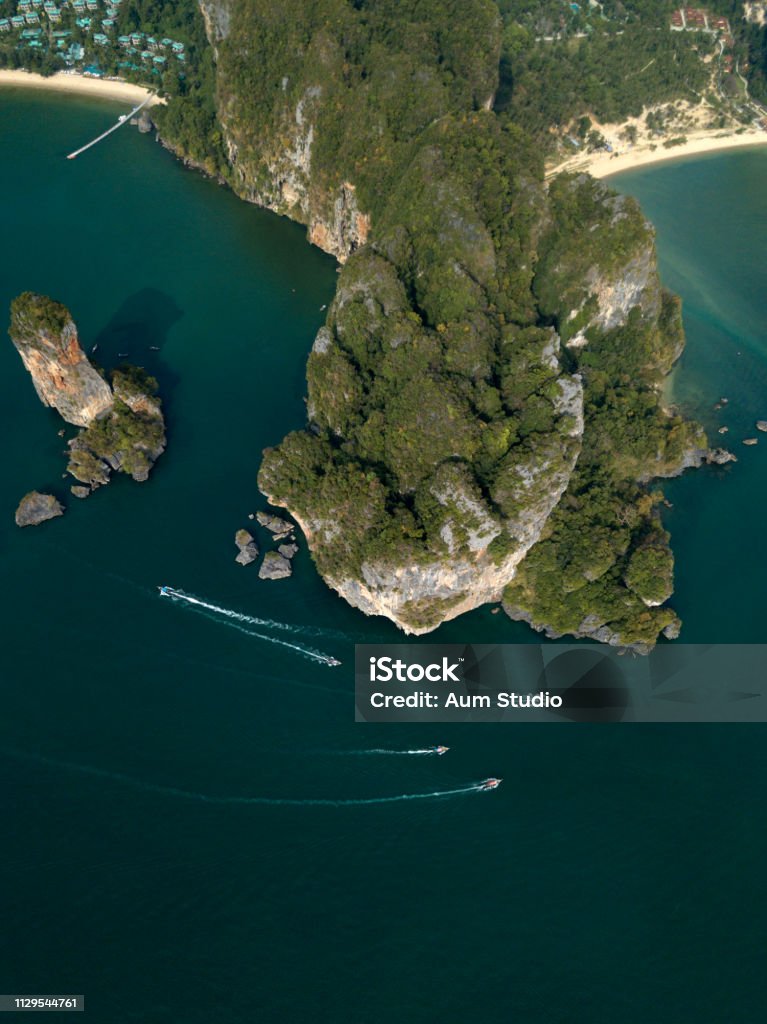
[162,587,346,639]
[160,588,340,667]
[337,748,446,756]
[1,748,482,808]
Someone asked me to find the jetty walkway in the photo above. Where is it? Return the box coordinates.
[66,94,154,160]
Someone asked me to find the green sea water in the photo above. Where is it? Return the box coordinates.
[1,92,766,1023]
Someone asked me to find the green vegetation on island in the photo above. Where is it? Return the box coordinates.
[9,0,735,643]
[8,293,167,493]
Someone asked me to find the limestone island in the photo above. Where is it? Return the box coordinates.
[9,292,166,503]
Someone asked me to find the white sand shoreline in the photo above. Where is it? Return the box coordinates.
[0,69,160,106]
[548,128,767,180]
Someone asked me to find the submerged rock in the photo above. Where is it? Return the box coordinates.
[259,551,292,580]
[70,485,90,499]
[278,543,299,559]
[256,511,294,537]
[743,438,758,446]
[15,491,64,527]
[757,421,767,432]
[234,529,259,566]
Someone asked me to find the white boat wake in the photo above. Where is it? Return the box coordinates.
[159,587,340,667]
[335,748,447,756]
[2,748,484,808]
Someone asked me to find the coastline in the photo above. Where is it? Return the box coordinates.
[0,69,161,106]
[547,128,767,180]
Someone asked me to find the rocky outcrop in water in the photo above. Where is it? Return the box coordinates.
[15,491,64,527]
[259,551,292,580]
[256,512,293,538]
[10,295,167,498]
[65,366,166,488]
[9,293,113,427]
[234,529,259,565]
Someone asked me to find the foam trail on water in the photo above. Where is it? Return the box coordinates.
[162,587,349,641]
[161,588,339,667]
[334,749,443,756]
[1,749,482,808]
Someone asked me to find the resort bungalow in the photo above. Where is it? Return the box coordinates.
[20,27,42,38]
[171,41,185,54]
[72,0,85,9]
[85,0,98,10]
[92,32,108,45]
[18,0,32,11]
[117,35,130,47]
[24,12,41,24]
[11,15,26,28]
[47,8,62,22]
[75,17,91,29]
[0,19,10,32]
[66,42,84,62]
[102,18,114,29]
[175,51,186,63]
[152,54,166,67]
[129,32,143,46]
[161,37,173,48]
[83,63,103,76]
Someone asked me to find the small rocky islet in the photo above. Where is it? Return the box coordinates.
[15,491,65,528]
[234,529,259,566]
[9,292,167,525]
[233,511,300,578]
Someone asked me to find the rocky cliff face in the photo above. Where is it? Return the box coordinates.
[279,354,584,634]
[10,294,167,495]
[9,293,113,427]
[196,0,501,260]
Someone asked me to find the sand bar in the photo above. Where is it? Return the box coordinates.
[0,69,160,106]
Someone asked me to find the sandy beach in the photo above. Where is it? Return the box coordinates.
[548,126,767,180]
[0,69,161,106]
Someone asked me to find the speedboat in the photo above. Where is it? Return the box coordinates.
[158,585,171,596]
[479,778,502,791]
[432,745,449,755]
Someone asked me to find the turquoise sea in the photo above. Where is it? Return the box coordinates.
[1,91,766,1022]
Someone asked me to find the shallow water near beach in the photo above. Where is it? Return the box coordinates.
[1,91,766,1022]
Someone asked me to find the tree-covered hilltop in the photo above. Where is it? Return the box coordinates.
[197,0,503,250]
[44,0,714,643]
[260,117,704,642]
